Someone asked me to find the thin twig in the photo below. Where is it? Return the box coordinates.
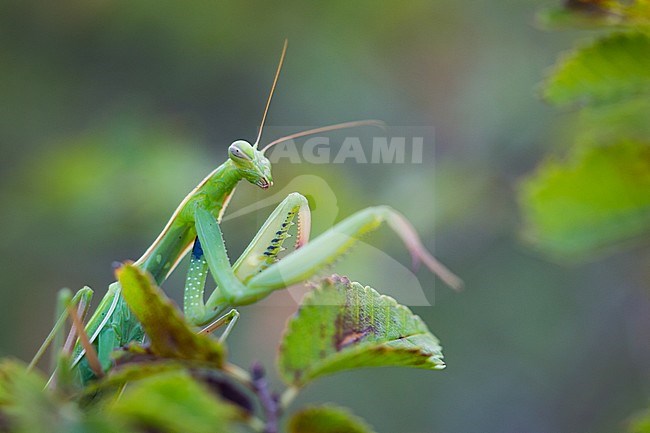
[62,297,90,355]
[66,304,103,378]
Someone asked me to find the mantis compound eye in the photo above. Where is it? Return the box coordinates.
[229,140,253,161]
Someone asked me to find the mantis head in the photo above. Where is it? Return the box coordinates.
[228,40,381,191]
[228,140,273,189]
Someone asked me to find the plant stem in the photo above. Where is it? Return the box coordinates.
[280,386,299,410]
[251,362,280,433]
[223,362,252,385]
[247,416,266,432]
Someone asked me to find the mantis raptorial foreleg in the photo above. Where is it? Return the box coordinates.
[184,193,311,326]
[247,205,463,292]
[181,193,460,332]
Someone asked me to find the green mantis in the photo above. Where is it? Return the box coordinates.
[31,41,462,385]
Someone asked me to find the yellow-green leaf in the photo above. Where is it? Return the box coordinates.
[278,276,445,387]
[288,405,376,433]
[0,361,125,433]
[111,371,239,433]
[116,263,224,366]
[543,31,650,107]
[537,5,621,30]
[537,1,650,29]
[575,97,650,147]
[629,408,650,433]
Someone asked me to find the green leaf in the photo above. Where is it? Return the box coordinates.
[0,360,125,433]
[110,371,239,433]
[629,408,650,433]
[0,360,47,407]
[543,31,650,107]
[0,360,56,433]
[278,275,445,387]
[116,263,225,366]
[288,405,376,433]
[575,97,650,147]
[84,359,186,396]
[537,5,621,30]
[537,1,650,29]
[0,360,74,433]
[519,141,650,258]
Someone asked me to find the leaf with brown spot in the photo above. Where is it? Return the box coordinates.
[278,275,445,387]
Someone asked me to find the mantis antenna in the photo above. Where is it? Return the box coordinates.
[254,39,386,154]
[261,119,386,154]
[254,39,288,148]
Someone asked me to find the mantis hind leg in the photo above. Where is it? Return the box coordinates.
[29,287,93,371]
[244,205,462,297]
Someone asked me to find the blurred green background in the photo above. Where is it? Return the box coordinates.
[0,1,648,432]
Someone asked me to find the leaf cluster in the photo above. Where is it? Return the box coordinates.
[0,266,445,432]
[520,1,650,259]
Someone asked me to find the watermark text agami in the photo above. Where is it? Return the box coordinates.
[267,136,425,164]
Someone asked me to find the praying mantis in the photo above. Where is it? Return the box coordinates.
[31,41,462,385]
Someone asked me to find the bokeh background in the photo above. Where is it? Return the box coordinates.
[1,1,648,432]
